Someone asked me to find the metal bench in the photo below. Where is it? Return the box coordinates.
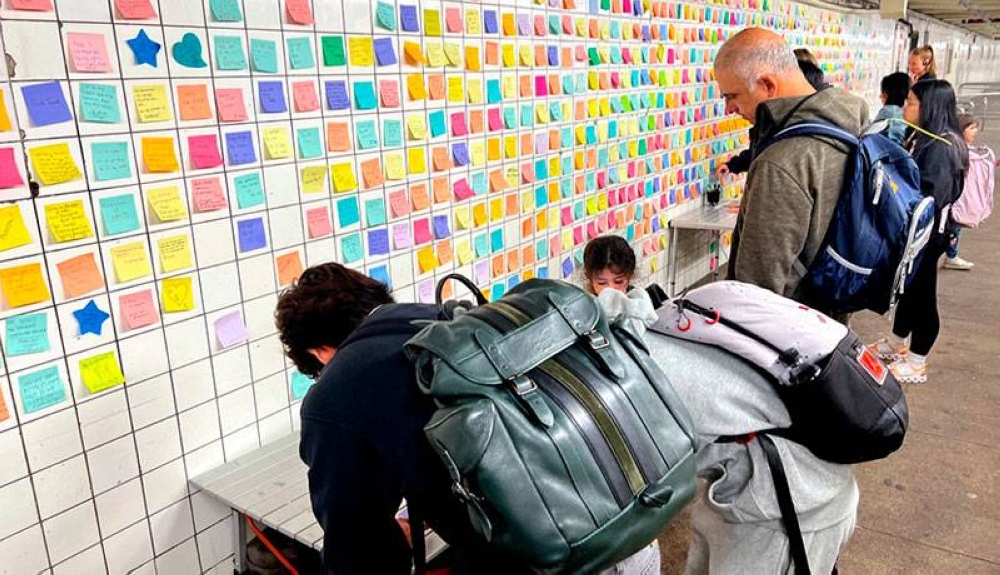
[189,433,447,573]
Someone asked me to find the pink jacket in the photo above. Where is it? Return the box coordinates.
[952,145,995,228]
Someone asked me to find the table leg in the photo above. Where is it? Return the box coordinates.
[711,230,721,283]
[669,225,679,296]
[233,509,249,574]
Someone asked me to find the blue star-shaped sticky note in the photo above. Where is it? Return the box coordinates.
[73,300,110,336]
[127,29,161,67]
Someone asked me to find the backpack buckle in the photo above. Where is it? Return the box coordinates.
[586,330,610,350]
[511,374,538,395]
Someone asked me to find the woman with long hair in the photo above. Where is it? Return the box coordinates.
[871,80,968,383]
[908,45,937,83]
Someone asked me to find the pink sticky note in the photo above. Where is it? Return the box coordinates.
[587,221,599,239]
[379,81,400,108]
[573,226,584,246]
[215,88,248,122]
[445,7,463,32]
[306,207,332,238]
[561,207,573,226]
[285,0,314,24]
[450,112,468,136]
[413,218,432,245]
[534,15,546,35]
[187,134,223,169]
[521,163,535,183]
[392,223,412,249]
[292,81,320,112]
[388,189,410,217]
[115,0,156,19]
[215,310,250,348]
[535,76,548,97]
[10,0,53,11]
[67,33,111,73]
[453,178,474,200]
[0,148,26,189]
[191,177,227,212]
[119,289,158,330]
[487,108,502,131]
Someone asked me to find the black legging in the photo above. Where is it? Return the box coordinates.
[892,240,947,356]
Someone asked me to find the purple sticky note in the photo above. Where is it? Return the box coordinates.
[225,131,257,165]
[516,14,530,35]
[400,5,419,32]
[373,38,397,66]
[258,81,287,113]
[483,10,498,34]
[21,81,73,127]
[452,142,469,166]
[392,223,412,249]
[367,228,390,255]
[547,46,559,66]
[325,80,350,110]
[432,215,450,239]
[237,217,266,252]
[215,310,250,349]
[473,260,489,284]
[417,279,434,303]
[562,258,574,278]
[535,133,548,154]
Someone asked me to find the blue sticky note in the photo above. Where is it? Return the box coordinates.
[474,234,489,257]
[73,300,109,336]
[126,29,160,67]
[258,81,287,113]
[21,82,72,127]
[483,10,498,33]
[290,370,314,400]
[250,38,278,73]
[341,233,364,263]
[214,35,248,70]
[210,0,243,22]
[376,2,396,31]
[508,275,519,290]
[383,119,402,147]
[400,5,420,32]
[297,127,323,159]
[492,283,505,300]
[486,80,502,104]
[325,81,350,110]
[369,264,392,288]
[99,194,141,236]
[234,172,264,209]
[490,229,504,252]
[336,197,361,227]
[562,258,574,278]
[91,141,132,182]
[287,37,315,70]
[537,266,549,279]
[428,111,446,138]
[365,198,386,226]
[79,83,121,124]
[19,365,66,414]
[237,218,267,252]
[548,46,559,66]
[452,143,470,166]
[432,215,450,239]
[368,228,390,255]
[373,38,397,66]
[225,131,257,165]
[353,82,377,110]
[356,120,379,150]
[5,313,50,356]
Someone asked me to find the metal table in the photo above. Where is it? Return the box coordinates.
[667,201,739,296]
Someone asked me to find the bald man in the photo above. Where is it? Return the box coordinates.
[715,29,868,312]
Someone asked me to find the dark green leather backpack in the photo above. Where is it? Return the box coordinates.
[405,276,697,574]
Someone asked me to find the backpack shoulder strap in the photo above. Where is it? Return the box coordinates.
[758,433,813,575]
[756,121,860,159]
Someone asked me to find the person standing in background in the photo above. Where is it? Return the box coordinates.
[908,45,937,83]
[875,72,911,145]
[943,113,995,270]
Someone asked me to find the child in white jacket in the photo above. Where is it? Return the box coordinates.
[581,235,658,337]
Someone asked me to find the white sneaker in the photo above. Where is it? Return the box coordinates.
[868,338,908,362]
[943,257,975,270]
[890,358,927,384]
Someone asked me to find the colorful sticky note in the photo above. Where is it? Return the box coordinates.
[188,134,223,169]
[44,200,93,243]
[19,365,65,414]
[209,0,242,22]
[5,313,49,356]
[276,252,303,286]
[126,29,161,67]
[321,36,346,66]
[79,83,121,124]
[0,89,12,132]
[285,0,314,25]
[110,242,152,282]
[79,351,126,394]
[67,32,111,73]
[0,148,23,190]
[250,38,279,73]
[56,253,105,298]
[73,300,110,336]
[262,126,292,159]
[215,88,248,122]
[176,84,212,120]
[147,186,188,222]
[21,82,73,127]
[341,233,364,263]
[400,5,420,31]
[348,37,375,66]
[115,0,156,19]
[287,37,315,69]
[297,127,323,159]
[325,80,350,110]
[258,81,288,113]
[99,194,141,236]
[377,2,397,30]
[306,207,332,238]
[373,38,397,66]
[119,289,158,330]
[234,172,264,209]
[292,81,320,112]
[0,205,31,251]
[0,263,51,308]
[161,276,195,312]
[141,137,179,173]
[300,166,326,193]
[214,35,247,70]
[291,370,313,399]
[353,82,377,110]
[215,310,251,349]
[157,234,193,272]
[91,141,132,182]
[133,84,172,123]
[172,33,208,68]
[225,131,257,165]
[330,162,358,192]
[191,177,227,213]
[9,0,54,11]
[336,197,360,227]
[237,218,266,251]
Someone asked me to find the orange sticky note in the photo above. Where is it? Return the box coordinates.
[403,41,426,65]
[56,253,105,298]
[141,137,179,173]
[406,74,426,100]
[176,84,212,121]
[431,147,452,171]
[410,183,430,211]
[276,252,303,286]
[0,385,9,423]
[437,240,453,265]
[360,158,384,188]
[0,262,51,308]
[465,47,481,71]
[432,177,450,203]
[489,169,507,191]
[427,75,445,100]
[326,122,351,152]
[0,89,12,132]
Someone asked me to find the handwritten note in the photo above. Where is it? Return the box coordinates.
[44,200,94,243]
[276,252,303,286]
[187,134,223,169]
[19,365,65,414]
[287,37,315,69]
[225,131,257,165]
[5,312,49,357]
[215,88,248,122]
[21,81,72,127]
[141,137,180,173]
[29,143,82,185]
[79,83,121,124]
[292,81,320,112]
[285,0,314,25]
[147,186,188,222]
[250,38,278,73]
[177,84,212,120]
[56,253,104,298]
[237,218,266,252]
[161,276,195,312]
[79,351,126,394]
[115,0,156,19]
[191,177,227,212]
[0,205,32,252]
[234,172,264,208]
[0,263,51,308]
[209,0,242,22]
[99,194,141,235]
[215,310,250,348]
[214,35,248,70]
[306,207,332,238]
[91,141,132,182]
[67,32,111,73]
[133,84,172,123]
[262,126,292,159]
[110,242,152,282]
[330,162,358,192]
[119,289,158,330]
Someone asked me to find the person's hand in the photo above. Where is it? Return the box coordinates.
[715,163,731,179]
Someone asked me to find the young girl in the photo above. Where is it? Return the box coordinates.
[943,113,995,270]
[871,80,968,384]
[582,235,658,336]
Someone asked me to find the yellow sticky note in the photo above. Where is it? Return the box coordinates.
[504,136,517,159]
[467,79,483,104]
[262,126,292,160]
[442,43,462,67]
[384,152,406,180]
[133,84,172,123]
[110,241,152,282]
[28,143,82,186]
[406,74,426,100]
[147,186,188,222]
[406,114,428,140]
[487,138,501,161]
[0,88,12,132]
[79,351,126,394]
[470,142,486,166]
[417,246,438,273]
[455,207,472,230]
[457,239,474,264]
[44,199,94,243]
[300,165,327,193]
[157,234,193,272]
[519,45,533,66]
[141,137,180,173]
[447,77,464,103]
[489,198,503,222]
[162,276,195,312]
[407,147,426,175]
[465,8,482,34]
[501,44,515,68]
[0,262,50,308]
[472,203,488,226]
[426,43,447,67]
[502,76,516,99]
[424,8,442,36]
[348,37,374,66]
[0,205,32,252]
[330,162,358,192]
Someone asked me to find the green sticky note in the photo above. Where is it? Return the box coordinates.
[250,38,278,73]
[297,127,323,159]
[376,1,396,30]
[291,370,313,399]
[353,81,377,110]
[336,196,360,227]
[286,37,315,70]
[214,35,247,71]
[356,120,379,150]
[91,141,132,182]
[341,233,363,263]
[365,198,386,226]
[5,312,50,356]
[209,0,242,21]
[79,83,120,124]
[19,365,66,414]
[98,194,140,236]
[321,36,346,66]
[383,119,402,147]
[235,172,265,209]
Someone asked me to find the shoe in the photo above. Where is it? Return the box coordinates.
[890,359,927,384]
[943,257,975,270]
[868,338,908,362]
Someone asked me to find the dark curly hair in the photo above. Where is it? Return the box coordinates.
[275,263,394,378]
[583,235,636,279]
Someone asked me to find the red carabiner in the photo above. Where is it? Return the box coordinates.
[677,315,692,332]
[704,310,720,325]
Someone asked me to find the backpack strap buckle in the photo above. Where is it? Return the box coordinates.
[586,330,610,351]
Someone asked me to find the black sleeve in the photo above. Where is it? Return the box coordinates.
[726,148,753,174]
[916,142,960,207]
[300,417,412,575]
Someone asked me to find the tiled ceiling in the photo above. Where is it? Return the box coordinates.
[908,0,1000,38]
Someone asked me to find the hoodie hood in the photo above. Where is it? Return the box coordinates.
[755,87,870,146]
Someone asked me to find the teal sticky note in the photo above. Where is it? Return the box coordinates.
[297,127,323,159]
[383,119,402,147]
[286,37,315,70]
[519,105,533,127]
[341,233,363,263]
[428,110,446,138]
[235,172,264,209]
[353,82,377,110]
[290,370,313,399]
[471,172,486,194]
[250,38,278,73]
[474,234,489,257]
[490,229,504,252]
[210,0,243,21]
[79,83,120,124]
[91,141,132,182]
[365,198,386,226]
[536,240,547,260]
[503,107,516,129]
[214,35,247,70]
[5,313,50,356]
[376,1,397,30]
[356,120,379,150]
[486,80,502,104]
[336,197,361,227]
[99,194,140,236]
[19,365,66,414]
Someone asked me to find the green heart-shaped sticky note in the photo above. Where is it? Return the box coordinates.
[172,33,207,68]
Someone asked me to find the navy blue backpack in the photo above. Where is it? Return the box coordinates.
[757,121,935,315]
